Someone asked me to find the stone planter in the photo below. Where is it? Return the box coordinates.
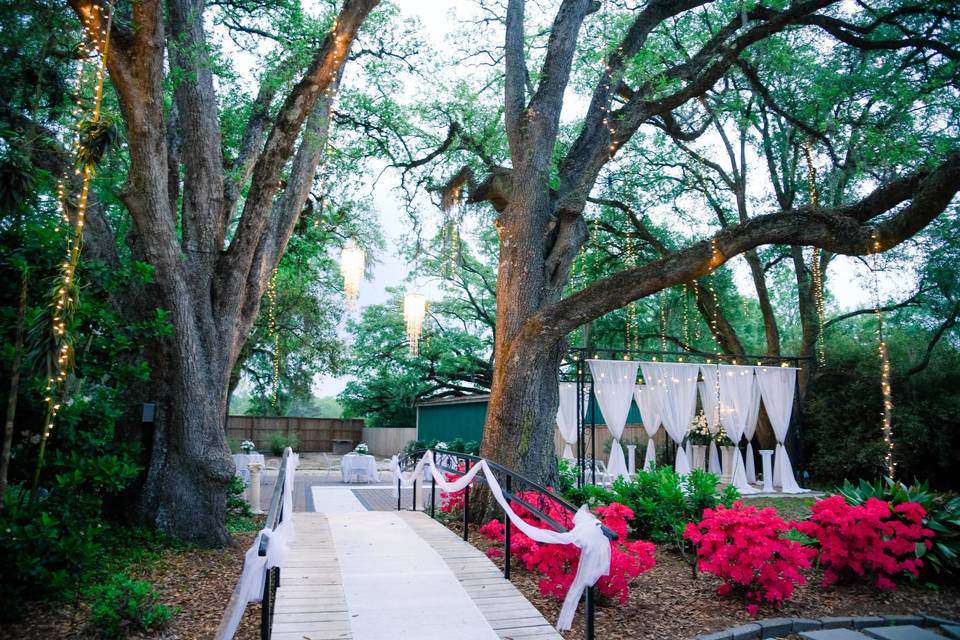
[691,444,707,471]
[720,446,737,483]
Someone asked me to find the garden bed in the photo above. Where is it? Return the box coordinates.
[451,521,960,640]
[1,529,263,640]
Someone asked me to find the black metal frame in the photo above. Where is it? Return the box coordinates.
[258,448,291,640]
[568,346,812,488]
[396,448,617,640]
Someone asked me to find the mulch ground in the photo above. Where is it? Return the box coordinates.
[1,529,263,640]
[450,521,960,640]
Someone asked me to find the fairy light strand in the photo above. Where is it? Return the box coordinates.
[268,268,279,408]
[803,141,827,366]
[870,231,895,479]
[37,2,113,487]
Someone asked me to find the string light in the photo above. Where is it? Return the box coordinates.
[36,1,113,487]
[803,141,827,366]
[625,235,638,351]
[267,268,280,408]
[403,291,427,356]
[340,240,365,310]
[682,283,690,349]
[870,230,895,479]
[658,289,667,353]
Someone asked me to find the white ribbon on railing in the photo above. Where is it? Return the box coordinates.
[219,448,299,640]
[389,451,611,631]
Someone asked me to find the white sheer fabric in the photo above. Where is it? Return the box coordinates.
[633,383,663,470]
[755,366,807,493]
[743,376,762,484]
[557,382,585,460]
[642,362,698,474]
[221,449,299,639]
[718,365,758,494]
[588,360,639,480]
[698,369,723,476]
[389,451,611,631]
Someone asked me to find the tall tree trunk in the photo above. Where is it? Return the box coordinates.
[0,267,28,499]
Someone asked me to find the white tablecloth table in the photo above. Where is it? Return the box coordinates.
[341,453,379,483]
[233,453,265,486]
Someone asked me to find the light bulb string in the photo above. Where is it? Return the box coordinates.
[870,230,895,479]
[803,140,827,366]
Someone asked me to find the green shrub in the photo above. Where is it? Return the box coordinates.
[265,431,299,456]
[88,574,174,638]
[839,477,960,580]
[561,465,738,546]
[225,475,256,533]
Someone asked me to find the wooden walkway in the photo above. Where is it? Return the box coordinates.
[271,511,562,640]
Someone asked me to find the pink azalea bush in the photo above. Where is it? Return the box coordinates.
[795,495,934,589]
[684,501,815,613]
[479,493,655,604]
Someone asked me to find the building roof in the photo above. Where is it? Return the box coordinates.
[415,394,491,408]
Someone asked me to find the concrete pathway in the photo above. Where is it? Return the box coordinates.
[270,502,562,639]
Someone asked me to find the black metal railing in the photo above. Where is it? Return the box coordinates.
[396,449,616,640]
[257,447,291,640]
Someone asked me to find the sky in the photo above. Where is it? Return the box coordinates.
[285,0,920,398]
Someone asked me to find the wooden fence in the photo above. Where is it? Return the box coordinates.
[226,416,364,452]
[361,427,417,457]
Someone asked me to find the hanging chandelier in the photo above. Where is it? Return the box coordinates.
[403,291,427,356]
[340,240,364,310]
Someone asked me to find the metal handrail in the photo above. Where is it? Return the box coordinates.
[396,448,616,640]
[257,448,291,639]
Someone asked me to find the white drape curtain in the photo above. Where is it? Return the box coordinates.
[718,365,759,494]
[743,376,762,484]
[633,384,663,470]
[557,382,585,460]
[588,360,639,480]
[698,366,722,476]
[642,362,698,474]
[390,451,611,631]
[755,367,807,493]
[221,449,299,640]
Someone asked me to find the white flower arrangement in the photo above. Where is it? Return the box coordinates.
[714,426,734,447]
[354,442,369,455]
[687,412,712,445]
[240,440,256,453]
[435,441,449,450]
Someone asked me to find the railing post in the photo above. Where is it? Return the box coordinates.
[411,477,417,511]
[462,461,471,541]
[430,473,436,518]
[397,476,401,511]
[260,566,273,640]
[585,585,595,640]
[503,475,511,580]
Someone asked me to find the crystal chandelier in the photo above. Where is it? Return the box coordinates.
[403,291,427,356]
[340,240,365,310]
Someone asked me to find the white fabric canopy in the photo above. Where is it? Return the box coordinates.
[743,375,762,484]
[697,369,722,476]
[755,366,807,493]
[641,362,699,474]
[557,382,586,460]
[588,359,639,480]
[718,365,759,494]
[390,451,611,631]
[633,384,663,470]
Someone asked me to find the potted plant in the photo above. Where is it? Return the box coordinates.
[687,412,711,470]
[715,427,735,483]
[354,442,369,456]
[240,440,256,454]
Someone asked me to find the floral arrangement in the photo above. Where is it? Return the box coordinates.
[687,412,712,445]
[240,440,256,454]
[714,426,734,447]
[480,493,655,604]
[795,495,933,590]
[354,443,369,455]
[435,441,449,450]
[684,501,815,614]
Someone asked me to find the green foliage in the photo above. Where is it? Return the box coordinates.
[839,477,960,580]
[562,466,738,546]
[225,475,255,533]
[265,431,299,456]
[87,574,175,638]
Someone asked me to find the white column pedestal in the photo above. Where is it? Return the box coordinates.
[248,462,264,515]
[626,445,637,475]
[759,450,775,493]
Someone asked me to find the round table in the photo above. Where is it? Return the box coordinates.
[233,452,265,486]
[341,453,379,483]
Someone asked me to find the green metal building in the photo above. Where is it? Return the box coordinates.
[415,392,642,442]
